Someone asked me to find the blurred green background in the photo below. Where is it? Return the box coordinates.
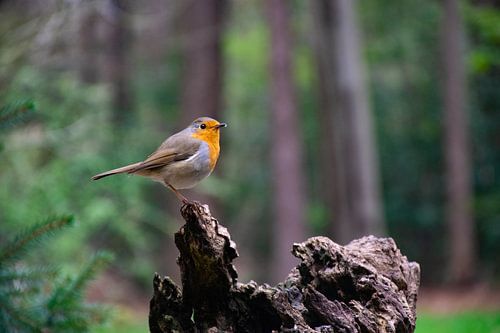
[1,0,499,332]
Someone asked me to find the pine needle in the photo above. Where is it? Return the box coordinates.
[47,251,113,310]
[0,100,36,131]
[0,216,74,264]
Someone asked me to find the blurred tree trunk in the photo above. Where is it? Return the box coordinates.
[178,0,226,215]
[267,0,307,282]
[180,0,226,124]
[331,0,384,240]
[311,0,352,244]
[77,2,99,84]
[441,0,476,284]
[104,0,131,126]
[314,0,385,242]
[141,0,171,64]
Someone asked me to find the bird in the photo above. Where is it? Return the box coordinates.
[92,117,227,204]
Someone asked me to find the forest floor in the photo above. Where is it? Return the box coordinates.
[418,284,500,313]
[417,285,500,333]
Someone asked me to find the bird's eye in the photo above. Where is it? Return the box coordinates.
[200,123,206,129]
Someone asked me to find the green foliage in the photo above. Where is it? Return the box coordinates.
[222,5,274,274]
[45,252,113,332]
[358,0,500,282]
[0,68,161,285]
[0,99,36,153]
[467,6,500,73]
[0,101,112,331]
[0,99,35,132]
[93,307,147,333]
[466,4,500,278]
[0,0,499,293]
[0,216,113,333]
[361,0,446,281]
[416,311,500,333]
[0,216,74,264]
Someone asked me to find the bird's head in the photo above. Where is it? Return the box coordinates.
[189,117,227,145]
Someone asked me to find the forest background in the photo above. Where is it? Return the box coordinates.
[0,0,499,332]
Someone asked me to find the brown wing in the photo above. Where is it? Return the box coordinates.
[128,149,186,173]
[128,134,201,173]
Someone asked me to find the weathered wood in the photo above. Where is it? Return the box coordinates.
[149,202,420,333]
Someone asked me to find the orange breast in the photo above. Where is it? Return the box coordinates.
[191,130,220,170]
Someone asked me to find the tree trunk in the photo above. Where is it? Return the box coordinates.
[330,0,385,240]
[149,202,420,332]
[311,0,352,243]
[77,2,99,84]
[177,0,226,216]
[179,0,226,124]
[267,0,307,283]
[104,0,131,126]
[441,0,476,284]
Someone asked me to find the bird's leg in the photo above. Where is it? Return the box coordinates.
[165,182,190,204]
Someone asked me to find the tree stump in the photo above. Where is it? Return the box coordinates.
[149,202,420,333]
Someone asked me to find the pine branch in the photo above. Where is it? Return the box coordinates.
[48,251,113,309]
[45,252,113,331]
[0,266,58,282]
[0,99,36,131]
[0,294,42,331]
[0,216,74,264]
[71,251,114,294]
[0,285,40,298]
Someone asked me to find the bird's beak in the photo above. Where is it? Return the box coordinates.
[215,123,227,129]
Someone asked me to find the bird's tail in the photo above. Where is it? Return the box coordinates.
[91,162,142,180]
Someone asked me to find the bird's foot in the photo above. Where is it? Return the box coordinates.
[166,183,191,205]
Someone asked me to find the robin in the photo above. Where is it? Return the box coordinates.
[92,117,227,203]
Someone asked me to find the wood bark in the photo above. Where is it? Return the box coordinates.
[441,0,476,284]
[267,0,307,283]
[149,202,420,333]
